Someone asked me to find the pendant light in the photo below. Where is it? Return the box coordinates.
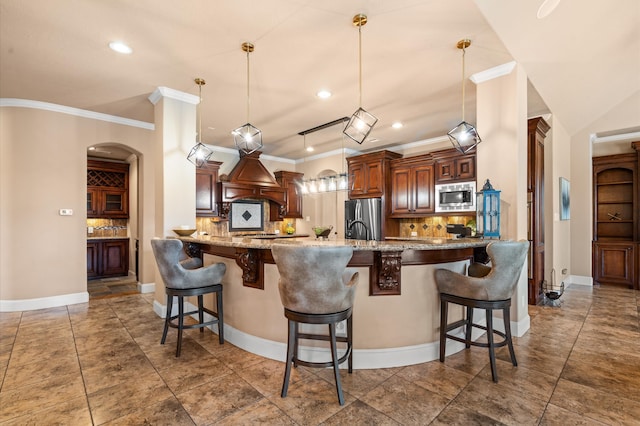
[233,42,263,155]
[343,14,378,145]
[187,78,214,167]
[447,39,482,154]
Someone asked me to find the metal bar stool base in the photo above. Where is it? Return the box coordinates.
[161,284,223,357]
[439,293,517,382]
[282,307,353,405]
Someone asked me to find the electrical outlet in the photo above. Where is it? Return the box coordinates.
[87,226,94,234]
[59,208,73,216]
[561,268,567,275]
[410,231,418,237]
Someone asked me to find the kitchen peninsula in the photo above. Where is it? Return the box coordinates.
[176,235,488,368]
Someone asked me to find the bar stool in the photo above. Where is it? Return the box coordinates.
[434,240,528,382]
[271,244,359,405]
[151,238,226,357]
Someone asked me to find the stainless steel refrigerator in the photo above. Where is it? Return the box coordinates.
[345,198,382,241]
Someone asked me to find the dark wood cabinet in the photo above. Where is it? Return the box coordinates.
[593,242,635,288]
[592,145,639,289]
[346,150,402,238]
[347,150,401,199]
[196,160,223,217]
[433,150,476,183]
[87,238,129,279]
[527,117,550,305]
[272,170,304,219]
[390,155,435,217]
[87,160,129,218]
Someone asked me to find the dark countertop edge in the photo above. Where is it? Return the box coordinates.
[87,237,130,240]
[177,236,488,251]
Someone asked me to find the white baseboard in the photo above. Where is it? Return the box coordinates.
[0,292,89,312]
[138,282,155,293]
[151,300,521,369]
[567,275,592,287]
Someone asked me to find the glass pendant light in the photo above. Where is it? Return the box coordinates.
[187,78,214,167]
[447,39,482,154]
[343,14,378,144]
[233,42,263,155]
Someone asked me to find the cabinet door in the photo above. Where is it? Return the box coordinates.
[274,171,303,218]
[101,240,129,277]
[390,167,412,216]
[412,164,435,214]
[87,188,99,217]
[593,242,635,288]
[349,162,366,197]
[87,242,100,278]
[101,189,128,217]
[456,157,475,181]
[436,158,456,182]
[365,161,384,197]
[196,161,221,217]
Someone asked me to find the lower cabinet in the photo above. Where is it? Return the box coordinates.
[592,241,636,288]
[88,239,130,279]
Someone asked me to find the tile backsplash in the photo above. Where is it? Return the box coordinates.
[87,218,128,238]
[397,215,475,238]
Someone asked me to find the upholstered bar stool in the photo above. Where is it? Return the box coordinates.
[434,240,528,382]
[151,238,226,357]
[271,244,359,405]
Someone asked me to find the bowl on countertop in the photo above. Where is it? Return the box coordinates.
[173,228,197,237]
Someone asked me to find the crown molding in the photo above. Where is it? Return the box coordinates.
[0,98,154,130]
[470,61,517,84]
[148,87,199,105]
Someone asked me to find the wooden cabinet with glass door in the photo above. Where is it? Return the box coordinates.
[87,160,129,218]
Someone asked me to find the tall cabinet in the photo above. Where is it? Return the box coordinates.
[592,142,639,289]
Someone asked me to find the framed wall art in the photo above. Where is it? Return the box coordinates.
[229,200,264,231]
[559,177,570,221]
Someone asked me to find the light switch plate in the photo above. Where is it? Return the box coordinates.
[59,209,73,216]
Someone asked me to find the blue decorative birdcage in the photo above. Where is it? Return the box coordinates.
[476,179,501,239]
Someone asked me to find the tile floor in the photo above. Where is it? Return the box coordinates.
[0,284,639,425]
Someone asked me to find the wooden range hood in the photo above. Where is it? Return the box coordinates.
[216,151,286,220]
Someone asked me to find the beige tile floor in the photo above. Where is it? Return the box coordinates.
[1,284,639,425]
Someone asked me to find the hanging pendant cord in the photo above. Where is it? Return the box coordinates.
[246,49,251,123]
[358,22,363,108]
[461,44,466,122]
[197,80,203,143]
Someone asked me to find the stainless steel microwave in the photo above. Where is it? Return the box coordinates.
[435,181,476,212]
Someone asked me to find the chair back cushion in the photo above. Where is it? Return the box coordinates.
[151,238,225,289]
[272,244,359,314]
[435,240,529,301]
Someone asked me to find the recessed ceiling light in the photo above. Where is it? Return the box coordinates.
[392,122,403,129]
[537,0,561,19]
[316,90,332,99]
[306,146,314,152]
[109,41,132,54]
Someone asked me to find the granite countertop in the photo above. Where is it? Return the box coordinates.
[178,235,488,251]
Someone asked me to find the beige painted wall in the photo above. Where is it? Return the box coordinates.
[475,64,529,320]
[547,116,571,287]
[0,106,155,302]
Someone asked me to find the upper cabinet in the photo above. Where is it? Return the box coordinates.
[390,155,435,217]
[87,160,129,218]
[272,170,304,219]
[347,150,401,199]
[433,149,476,183]
[196,160,223,217]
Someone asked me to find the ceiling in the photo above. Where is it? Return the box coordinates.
[1,0,638,161]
